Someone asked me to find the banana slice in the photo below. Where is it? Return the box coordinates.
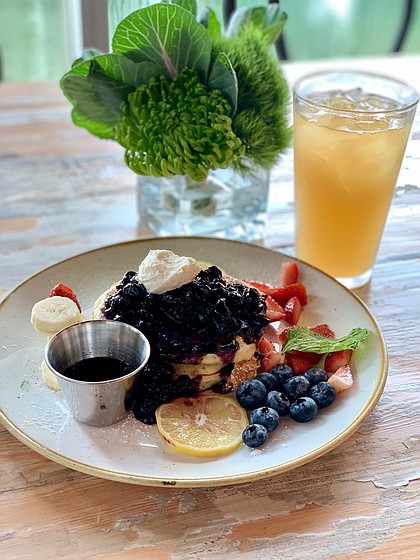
[40,360,61,390]
[31,296,81,333]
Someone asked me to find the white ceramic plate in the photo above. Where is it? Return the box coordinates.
[0,237,387,487]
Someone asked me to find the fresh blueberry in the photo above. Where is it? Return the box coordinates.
[266,391,290,416]
[304,367,328,386]
[255,372,279,392]
[242,424,269,448]
[250,407,280,432]
[270,364,294,387]
[283,375,310,401]
[236,379,267,410]
[309,381,336,409]
[289,397,318,422]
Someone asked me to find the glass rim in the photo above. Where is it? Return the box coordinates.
[293,69,419,115]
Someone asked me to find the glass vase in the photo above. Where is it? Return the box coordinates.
[137,166,270,242]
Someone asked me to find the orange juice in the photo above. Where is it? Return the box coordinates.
[294,111,411,279]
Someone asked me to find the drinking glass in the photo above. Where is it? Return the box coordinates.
[293,70,418,289]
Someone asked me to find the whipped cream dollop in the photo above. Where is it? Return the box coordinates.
[137,250,202,294]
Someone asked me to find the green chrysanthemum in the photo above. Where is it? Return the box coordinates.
[213,25,292,171]
[115,68,244,182]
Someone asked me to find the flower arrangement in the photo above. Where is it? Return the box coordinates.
[61,0,291,182]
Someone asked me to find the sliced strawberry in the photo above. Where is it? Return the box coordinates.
[324,349,353,373]
[279,262,299,286]
[284,296,302,325]
[257,336,275,354]
[262,323,280,344]
[327,365,354,393]
[48,283,81,312]
[243,279,273,294]
[268,283,308,307]
[265,295,286,322]
[287,349,321,366]
[284,352,314,375]
[261,349,281,372]
[310,324,335,339]
[278,326,293,345]
[257,335,281,372]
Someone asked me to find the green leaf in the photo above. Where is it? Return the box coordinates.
[112,4,211,79]
[197,7,222,41]
[72,48,104,69]
[63,53,161,91]
[227,5,287,44]
[93,54,160,88]
[61,52,161,139]
[87,55,160,117]
[62,74,120,138]
[90,61,135,116]
[71,108,115,139]
[282,327,369,355]
[161,0,197,17]
[208,53,237,114]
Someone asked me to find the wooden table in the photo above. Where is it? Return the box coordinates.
[1,56,419,559]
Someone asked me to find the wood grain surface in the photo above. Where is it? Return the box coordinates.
[1,56,419,559]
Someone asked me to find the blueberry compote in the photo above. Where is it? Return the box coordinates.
[104,266,268,363]
[104,266,269,423]
[124,358,196,424]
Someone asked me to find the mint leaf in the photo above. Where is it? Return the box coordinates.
[112,4,211,80]
[208,52,238,113]
[282,327,369,355]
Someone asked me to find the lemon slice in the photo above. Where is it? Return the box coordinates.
[155,394,248,457]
